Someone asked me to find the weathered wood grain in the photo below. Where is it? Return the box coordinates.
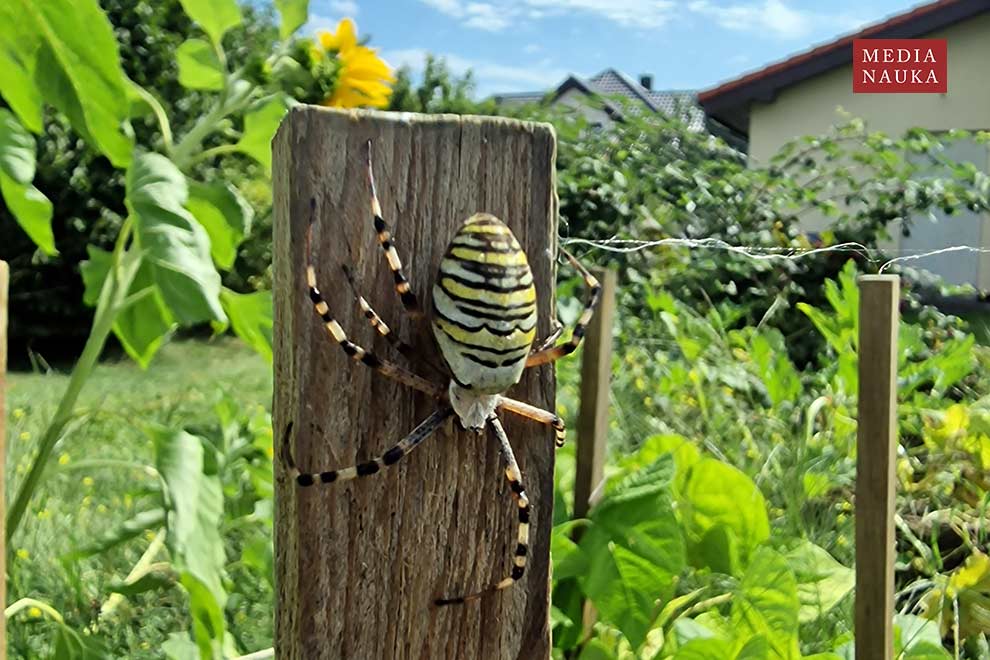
[855,275,899,660]
[573,268,616,524]
[273,107,558,659]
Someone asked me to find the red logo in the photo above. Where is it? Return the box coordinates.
[853,39,947,93]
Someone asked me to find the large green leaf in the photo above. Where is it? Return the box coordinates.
[176,38,225,91]
[80,246,177,369]
[674,639,734,660]
[54,624,110,660]
[680,458,769,575]
[235,95,289,173]
[0,173,55,255]
[151,426,226,602]
[783,541,854,623]
[177,0,242,46]
[126,152,226,325]
[0,109,35,182]
[275,0,309,39]
[2,0,133,167]
[219,288,273,363]
[0,3,44,133]
[186,181,253,270]
[731,546,801,660]
[580,456,686,649]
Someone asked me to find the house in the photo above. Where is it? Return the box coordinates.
[698,0,990,288]
[492,69,739,144]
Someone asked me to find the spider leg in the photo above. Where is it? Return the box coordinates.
[525,248,601,368]
[341,263,449,378]
[284,406,453,486]
[436,414,530,606]
[497,396,566,448]
[367,140,422,318]
[307,199,444,400]
[341,263,417,358]
[531,320,564,354]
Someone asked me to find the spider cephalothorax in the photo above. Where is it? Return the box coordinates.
[283,141,600,606]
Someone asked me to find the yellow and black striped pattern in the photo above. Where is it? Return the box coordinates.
[432,213,537,394]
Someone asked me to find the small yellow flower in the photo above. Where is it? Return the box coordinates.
[58,453,70,465]
[144,530,156,541]
[28,607,41,618]
[19,431,30,441]
[37,509,50,520]
[124,494,133,508]
[97,504,108,514]
[13,408,25,420]
[83,477,94,487]
[82,496,92,507]
[316,18,394,108]
[16,549,29,560]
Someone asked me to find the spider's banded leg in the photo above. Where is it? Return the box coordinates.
[367,140,421,317]
[284,406,453,486]
[341,264,416,358]
[306,201,444,400]
[497,396,566,448]
[531,320,564,354]
[436,415,531,606]
[525,249,601,368]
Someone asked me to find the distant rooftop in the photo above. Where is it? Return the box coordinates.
[492,68,706,132]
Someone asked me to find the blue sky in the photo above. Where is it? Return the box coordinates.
[306,0,921,97]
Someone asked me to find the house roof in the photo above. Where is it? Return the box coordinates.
[698,0,990,137]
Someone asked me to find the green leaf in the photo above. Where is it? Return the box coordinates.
[54,624,110,660]
[235,95,289,173]
[181,571,227,658]
[275,0,309,39]
[150,425,226,619]
[176,38,225,91]
[674,638,734,660]
[80,246,177,368]
[107,570,175,597]
[186,181,253,270]
[0,3,44,133]
[162,632,200,660]
[731,546,801,660]
[80,246,112,306]
[127,152,226,325]
[681,458,769,574]
[177,0,242,46]
[0,109,36,183]
[219,288,273,363]
[576,639,619,660]
[2,0,133,167]
[0,172,55,255]
[113,262,177,368]
[66,508,166,559]
[782,541,854,623]
[580,456,686,649]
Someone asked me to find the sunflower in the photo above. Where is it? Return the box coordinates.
[316,18,394,108]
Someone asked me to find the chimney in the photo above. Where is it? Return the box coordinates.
[639,73,653,91]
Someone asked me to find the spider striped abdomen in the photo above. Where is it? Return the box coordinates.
[432,213,537,394]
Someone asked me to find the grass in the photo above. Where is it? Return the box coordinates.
[6,338,271,658]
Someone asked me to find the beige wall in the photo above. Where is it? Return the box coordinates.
[747,12,990,287]
[749,13,990,163]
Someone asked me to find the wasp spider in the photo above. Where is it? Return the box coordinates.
[283,141,600,606]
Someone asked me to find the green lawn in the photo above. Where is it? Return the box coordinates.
[6,338,272,658]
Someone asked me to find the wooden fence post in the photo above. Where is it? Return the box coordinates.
[855,275,899,660]
[0,261,7,659]
[272,108,558,659]
[573,268,616,522]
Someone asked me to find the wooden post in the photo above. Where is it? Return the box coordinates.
[855,275,899,660]
[0,261,6,659]
[572,268,616,522]
[272,108,558,659]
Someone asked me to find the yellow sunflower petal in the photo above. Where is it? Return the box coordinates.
[321,17,358,53]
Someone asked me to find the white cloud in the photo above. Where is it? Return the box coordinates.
[688,0,865,40]
[329,0,359,15]
[417,0,676,31]
[382,48,567,95]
